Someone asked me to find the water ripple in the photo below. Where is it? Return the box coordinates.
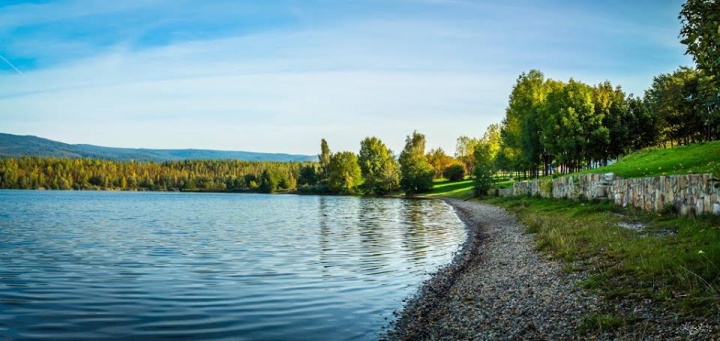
[0,190,465,340]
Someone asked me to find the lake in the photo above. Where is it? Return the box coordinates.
[0,190,466,340]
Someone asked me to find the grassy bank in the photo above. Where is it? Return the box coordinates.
[581,140,720,178]
[427,179,474,199]
[427,176,513,199]
[483,196,720,321]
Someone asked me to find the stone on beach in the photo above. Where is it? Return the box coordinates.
[384,198,720,340]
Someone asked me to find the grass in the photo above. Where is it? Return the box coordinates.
[484,195,720,317]
[427,178,474,198]
[428,175,513,199]
[494,178,514,189]
[578,313,637,333]
[580,140,720,178]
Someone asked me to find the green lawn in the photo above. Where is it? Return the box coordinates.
[427,179,474,198]
[427,176,516,199]
[494,178,514,189]
[581,140,720,178]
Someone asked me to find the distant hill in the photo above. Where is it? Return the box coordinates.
[0,133,317,162]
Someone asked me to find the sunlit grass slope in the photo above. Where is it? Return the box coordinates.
[582,141,720,178]
[428,179,474,199]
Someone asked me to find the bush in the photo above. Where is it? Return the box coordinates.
[443,163,466,181]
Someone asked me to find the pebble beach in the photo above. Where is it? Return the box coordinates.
[384,198,720,340]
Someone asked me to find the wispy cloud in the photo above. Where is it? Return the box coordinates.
[0,53,24,75]
[0,0,692,154]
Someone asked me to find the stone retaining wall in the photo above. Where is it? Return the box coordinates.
[498,173,720,215]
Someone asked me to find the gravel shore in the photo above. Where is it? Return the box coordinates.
[383,198,719,340]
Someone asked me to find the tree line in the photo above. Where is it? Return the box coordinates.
[297,133,452,195]
[461,0,720,180]
[0,132,465,196]
[459,65,718,180]
[0,157,305,192]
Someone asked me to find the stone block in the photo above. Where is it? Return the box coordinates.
[680,204,689,215]
[674,199,684,214]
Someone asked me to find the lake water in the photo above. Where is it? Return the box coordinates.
[0,190,466,340]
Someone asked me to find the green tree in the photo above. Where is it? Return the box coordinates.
[538,79,595,172]
[505,70,549,177]
[327,151,362,194]
[455,135,481,174]
[279,171,296,190]
[243,174,258,189]
[596,82,631,162]
[680,0,720,83]
[259,169,281,193]
[473,143,495,196]
[358,137,400,195]
[627,95,657,149]
[426,148,454,179]
[399,131,434,195]
[678,0,720,140]
[644,67,705,146]
[482,123,502,161]
[319,138,331,182]
[298,165,318,186]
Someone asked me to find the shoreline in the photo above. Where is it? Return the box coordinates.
[381,197,487,339]
[384,198,597,340]
[384,198,720,340]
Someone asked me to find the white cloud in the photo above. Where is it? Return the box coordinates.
[0,18,518,154]
[0,1,692,155]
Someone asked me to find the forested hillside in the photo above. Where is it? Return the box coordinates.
[0,157,308,192]
[0,133,316,162]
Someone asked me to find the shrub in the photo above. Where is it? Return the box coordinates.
[443,163,466,181]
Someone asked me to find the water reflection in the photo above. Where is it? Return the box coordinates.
[401,199,430,261]
[318,196,332,277]
[357,198,394,278]
[0,191,466,340]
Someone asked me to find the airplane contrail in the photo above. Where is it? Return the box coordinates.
[0,53,25,75]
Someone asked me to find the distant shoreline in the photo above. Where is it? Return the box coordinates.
[3,187,438,199]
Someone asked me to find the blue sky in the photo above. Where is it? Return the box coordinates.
[0,0,691,155]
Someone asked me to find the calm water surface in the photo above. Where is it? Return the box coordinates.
[0,190,466,340]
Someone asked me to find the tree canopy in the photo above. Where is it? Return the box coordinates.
[680,0,720,139]
[327,151,363,194]
[318,138,331,183]
[358,137,400,195]
[680,0,720,82]
[399,131,434,195]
